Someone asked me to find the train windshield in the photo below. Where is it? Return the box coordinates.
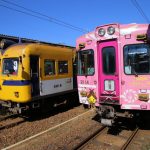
[78,49,94,75]
[124,44,150,75]
[2,58,19,75]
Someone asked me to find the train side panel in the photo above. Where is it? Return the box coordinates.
[119,24,150,111]
[76,33,100,107]
[40,52,74,96]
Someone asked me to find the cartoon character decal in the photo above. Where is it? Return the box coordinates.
[87,89,97,104]
[79,88,97,105]
[80,88,87,97]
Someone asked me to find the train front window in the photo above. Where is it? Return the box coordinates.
[2,58,19,75]
[124,44,150,74]
[102,47,116,74]
[78,49,94,75]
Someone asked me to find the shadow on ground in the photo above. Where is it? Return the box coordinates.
[92,113,150,135]
[22,93,80,122]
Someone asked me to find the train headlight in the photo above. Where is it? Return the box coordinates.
[98,28,105,36]
[0,40,4,49]
[107,26,115,35]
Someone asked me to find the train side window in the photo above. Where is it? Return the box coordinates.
[58,61,68,74]
[124,44,150,75]
[44,60,55,76]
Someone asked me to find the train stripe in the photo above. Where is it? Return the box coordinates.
[3,80,31,86]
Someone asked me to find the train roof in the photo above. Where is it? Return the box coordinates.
[0,34,74,49]
[76,23,150,42]
[5,43,75,50]
[1,42,75,57]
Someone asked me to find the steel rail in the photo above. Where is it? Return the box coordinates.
[0,118,26,130]
[0,114,18,122]
[73,126,106,150]
[121,127,139,150]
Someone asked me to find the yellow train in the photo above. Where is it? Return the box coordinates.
[0,41,77,113]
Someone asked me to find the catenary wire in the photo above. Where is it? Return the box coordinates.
[0,4,85,33]
[0,0,88,33]
[131,0,149,23]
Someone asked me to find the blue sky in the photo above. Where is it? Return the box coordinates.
[0,0,149,46]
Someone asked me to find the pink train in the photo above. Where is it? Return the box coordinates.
[76,23,150,126]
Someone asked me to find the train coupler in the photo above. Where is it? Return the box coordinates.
[96,105,115,126]
[101,118,114,126]
[8,106,28,114]
[97,105,115,118]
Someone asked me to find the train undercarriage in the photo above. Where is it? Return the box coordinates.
[0,90,78,114]
[96,104,150,126]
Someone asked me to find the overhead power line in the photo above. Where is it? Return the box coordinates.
[0,0,88,33]
[0,4,51,22]
[131,0,150,23]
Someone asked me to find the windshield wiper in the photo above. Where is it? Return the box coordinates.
[132,65,138,77]
[134,70,138,77]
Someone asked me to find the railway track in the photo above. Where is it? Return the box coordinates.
[121,127,139,150]
[1,108,144,150]
[1,109,95,150]
[73,126,139,150]
[0,115,26,130]
[0,114,18,121]
[73,126,107,150]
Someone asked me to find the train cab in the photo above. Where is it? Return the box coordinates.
[76,23,150,126]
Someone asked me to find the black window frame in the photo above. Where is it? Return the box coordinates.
[58,60,68,74]
[2,57,19,75]
[77,49,95,76]
[44,59,55,76]
[102,46,116,75]
[123,43,150,75]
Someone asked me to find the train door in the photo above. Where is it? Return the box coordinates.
[98,40,119,103]
[30,56,40,97]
